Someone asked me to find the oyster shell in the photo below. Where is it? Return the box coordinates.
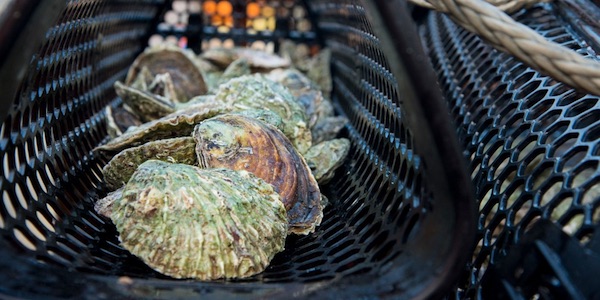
[147,72,178,100]
[201,47,291,69]
[232,109,285,133]
[114,81,176,122]
[102,137,198,190]
[105,106,142,138]
[95,102,230,154]
[214,74,312,154]
[193,114,323,235]
[111,160,287,280]
[304,138,351,185]
[94,187,123,218]
[125,45,208,102]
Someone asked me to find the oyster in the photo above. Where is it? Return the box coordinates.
[217,58,251,86]
[304,138,351,185]
[110,160,287,280]
[125,44,208,102]
[305,48,332,98]
[95,102,230,154]
[94,187,123,218]
[311,115,348,144]
[105,106,142,138]
[193,114,323,235]
[214,74,312,154]
[102,137,197,190]
[201,47,291,69]
[114,81,176,122]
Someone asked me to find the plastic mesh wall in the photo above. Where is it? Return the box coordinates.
[420,3,600,297]
[0,0,473,298]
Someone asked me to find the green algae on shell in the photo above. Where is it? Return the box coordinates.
[193,114,322,235]
[111,160,288,280]
[214,74,312,154]
[303,138,351,185]
[95,102,231,154]
[102,137,198,190]
[114,81,176,122]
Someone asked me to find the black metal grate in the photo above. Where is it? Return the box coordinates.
[0,0,473,298]
[420,3,600,297]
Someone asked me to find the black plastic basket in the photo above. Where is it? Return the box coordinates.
[0,0,477,299]
[418,1,600,298]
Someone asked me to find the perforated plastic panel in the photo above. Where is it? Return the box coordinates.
[0,0,474,299]
[420,3,600,297]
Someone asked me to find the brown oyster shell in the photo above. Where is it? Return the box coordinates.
[311,116,348,144]
[111,160,287,280]
[304,138,351,185]
[214,74,312,154]
[95,102,230,154]
[306,48,332,98]
[193,114,322,235]
[125,45,208,102]
[114,81,176,122]
[102,137,198,190]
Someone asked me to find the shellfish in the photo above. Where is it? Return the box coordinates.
[193,114,323,235]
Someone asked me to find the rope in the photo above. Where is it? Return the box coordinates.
[410,0,600,96]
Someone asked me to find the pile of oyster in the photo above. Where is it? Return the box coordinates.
[93,42,350,280]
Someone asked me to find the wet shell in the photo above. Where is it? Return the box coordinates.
[125,44,208,102]
[95,187,123,218]
[215,74,312,154]
[95,102,230,154]
[201,47,291,69]
[114,81,176,122]
[147,72,178,101]
[193,114,323,235]
[311,115,348,144]
[111,160,287,280]
[102,137,198,190]
[304,138,351,185]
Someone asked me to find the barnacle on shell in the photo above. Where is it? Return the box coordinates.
[304,138,351,185]
[110,160,288,280]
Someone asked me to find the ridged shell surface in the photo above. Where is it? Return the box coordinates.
[111,160,288,280]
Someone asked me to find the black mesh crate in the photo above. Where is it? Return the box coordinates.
[0,0,478,299]
[418,0,600,298]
